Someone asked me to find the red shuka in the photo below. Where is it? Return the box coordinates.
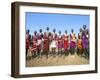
[43,33,50,52]
[63,35,69,50]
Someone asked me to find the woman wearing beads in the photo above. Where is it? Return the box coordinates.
[50,29,58,55]
[63,30,69,56]
[77,28,83,56]
[70,29,77,55]
[57,31,63,55]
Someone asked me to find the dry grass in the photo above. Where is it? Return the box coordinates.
[26,53,89,67]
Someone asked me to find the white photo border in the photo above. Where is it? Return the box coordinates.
[19,5,96,75]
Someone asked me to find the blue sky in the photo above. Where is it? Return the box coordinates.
[26,12,89,36]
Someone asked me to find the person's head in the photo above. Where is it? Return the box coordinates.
[34,31,37,35]
[59,31,61,35]
[83,25,86,30]
[78,35,81,39]
[49,32,51,36]
[39,29,42,33]
[26,29,30,34]
[53,29,56,33]
[65,30,67,34]
[46,27,49,31]
[71,29,74,33]
[80,28,82,32]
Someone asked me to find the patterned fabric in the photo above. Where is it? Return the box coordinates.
[77,39,83,50]
[70,41,76,48]
[82,37,88,49]
[70,33,76,49]
[37,33,43,50]
[32,35,37,52]
[82,30,89,49]
[32,35,37,42]
[26,33,31,49]
[32,44,37,52]
[58,35,63,49]
[50,33,57,48]
[43,33,50,52]
[63,35,69,50]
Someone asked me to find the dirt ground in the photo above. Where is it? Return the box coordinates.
[26,53,89,67]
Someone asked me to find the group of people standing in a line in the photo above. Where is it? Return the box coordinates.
[26,25,89,60]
